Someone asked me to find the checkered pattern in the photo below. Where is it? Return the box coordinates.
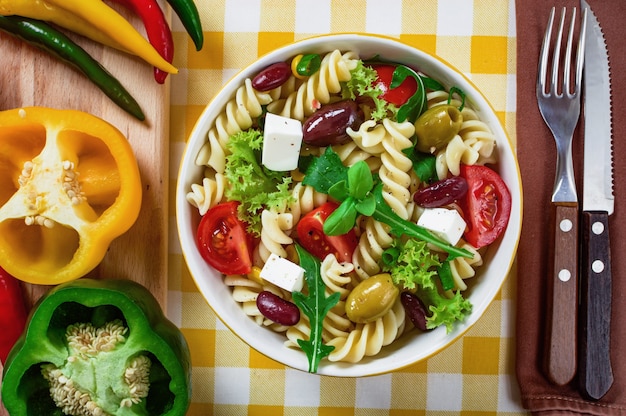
[167,0,527,414]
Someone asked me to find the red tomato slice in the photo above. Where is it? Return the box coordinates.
[460,165,512,248]
[296,202,359,263]
[371,64,418,106]
[196,201,256,275]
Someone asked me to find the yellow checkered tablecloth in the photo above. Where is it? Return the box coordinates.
[167,1,527,414]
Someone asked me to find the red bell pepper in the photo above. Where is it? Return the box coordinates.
[0,267,27,363]
[111,0,174,84]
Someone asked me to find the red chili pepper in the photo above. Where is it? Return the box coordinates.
[111,0,174,84]
[0,267,27,363]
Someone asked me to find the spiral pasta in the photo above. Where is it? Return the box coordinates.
[185,172,226,215]
[352,216,394,281]
[326,298,406,363]
[378,118,415,220]
[267,50,359,121]
[195,78,276,173]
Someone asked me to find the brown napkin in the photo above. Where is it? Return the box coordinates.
[515,0,626,414]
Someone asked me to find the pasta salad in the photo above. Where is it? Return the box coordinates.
[185,49,512,372]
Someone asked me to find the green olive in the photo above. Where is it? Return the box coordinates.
[414,105,463,154]
[345,274,399,324]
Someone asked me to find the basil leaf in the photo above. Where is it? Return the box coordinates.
[328,180,349,201]
[355,193,376,216]
[347,160,373,199]
[323,197,357,236]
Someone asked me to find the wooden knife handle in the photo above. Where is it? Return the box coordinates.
[545,204,578,385]
[579,211,614,400]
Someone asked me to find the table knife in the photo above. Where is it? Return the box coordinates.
[579,0,615,401]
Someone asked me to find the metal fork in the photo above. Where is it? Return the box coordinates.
[536,6,587,386]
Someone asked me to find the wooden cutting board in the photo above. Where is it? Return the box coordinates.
[0,11,170,309]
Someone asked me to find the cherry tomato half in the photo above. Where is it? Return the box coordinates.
[196,201,256,275]
[371,64,418,107]
[296,202,359,263]
[460,165,512,248]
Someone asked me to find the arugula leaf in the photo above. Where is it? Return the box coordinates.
[402,146,438,183]
[292,244,340,373]
[302,147,348,193]
[448,86,466,111]
[371,183,473,260]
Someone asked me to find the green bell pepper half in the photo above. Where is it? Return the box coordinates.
[1,278,191,416]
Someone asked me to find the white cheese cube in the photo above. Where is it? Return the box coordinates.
[260,253,305,292]
[262,113,303,171]
[416,208,467,246]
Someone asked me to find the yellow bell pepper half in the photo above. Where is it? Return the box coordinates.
[0,107,142,284]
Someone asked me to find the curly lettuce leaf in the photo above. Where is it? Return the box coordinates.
[341,60,395,121]
[386,239,472,333]
[224,129,294,235]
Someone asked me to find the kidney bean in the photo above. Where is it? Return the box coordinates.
[302,100,364,146]
[256,291,300,326]
[252,62,291,91]
[400,292,429,331]
[413,176,468,208]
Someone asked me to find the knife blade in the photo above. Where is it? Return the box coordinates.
[579,0,615,401]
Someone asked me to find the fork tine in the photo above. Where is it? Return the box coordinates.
[575,8,588,93]
[562,8,575,96]
[551,7,566,96]
[537,7,555,95]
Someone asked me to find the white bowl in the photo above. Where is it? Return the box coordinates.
[176,34,522,377]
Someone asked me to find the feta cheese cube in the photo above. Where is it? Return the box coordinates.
[260,253,305,292]
[416,208,467,246]
[262,113,303,171]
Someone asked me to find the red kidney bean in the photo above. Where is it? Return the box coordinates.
[252,62,291,91]
[302,100,364,146]
[400,292,429,331]
[413,176,468,208]
[256,291,300,326]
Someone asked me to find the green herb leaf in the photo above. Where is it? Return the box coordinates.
[347,160,373,199]
[292,244,340,373]
[437,260,455,291]
[355,193,376,216]
[302,147,348,193]
[403,146,438,183]
[390,65,427,123]
[371,183,473,260]
[448,86,467,111]
[323,197,358,236]
[422,76,445,91]
[328,180,349,201]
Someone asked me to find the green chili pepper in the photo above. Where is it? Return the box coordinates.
[296,53,321,76]
[1,278,191,415]
[0,15,145,121]
[166,0,204,51]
